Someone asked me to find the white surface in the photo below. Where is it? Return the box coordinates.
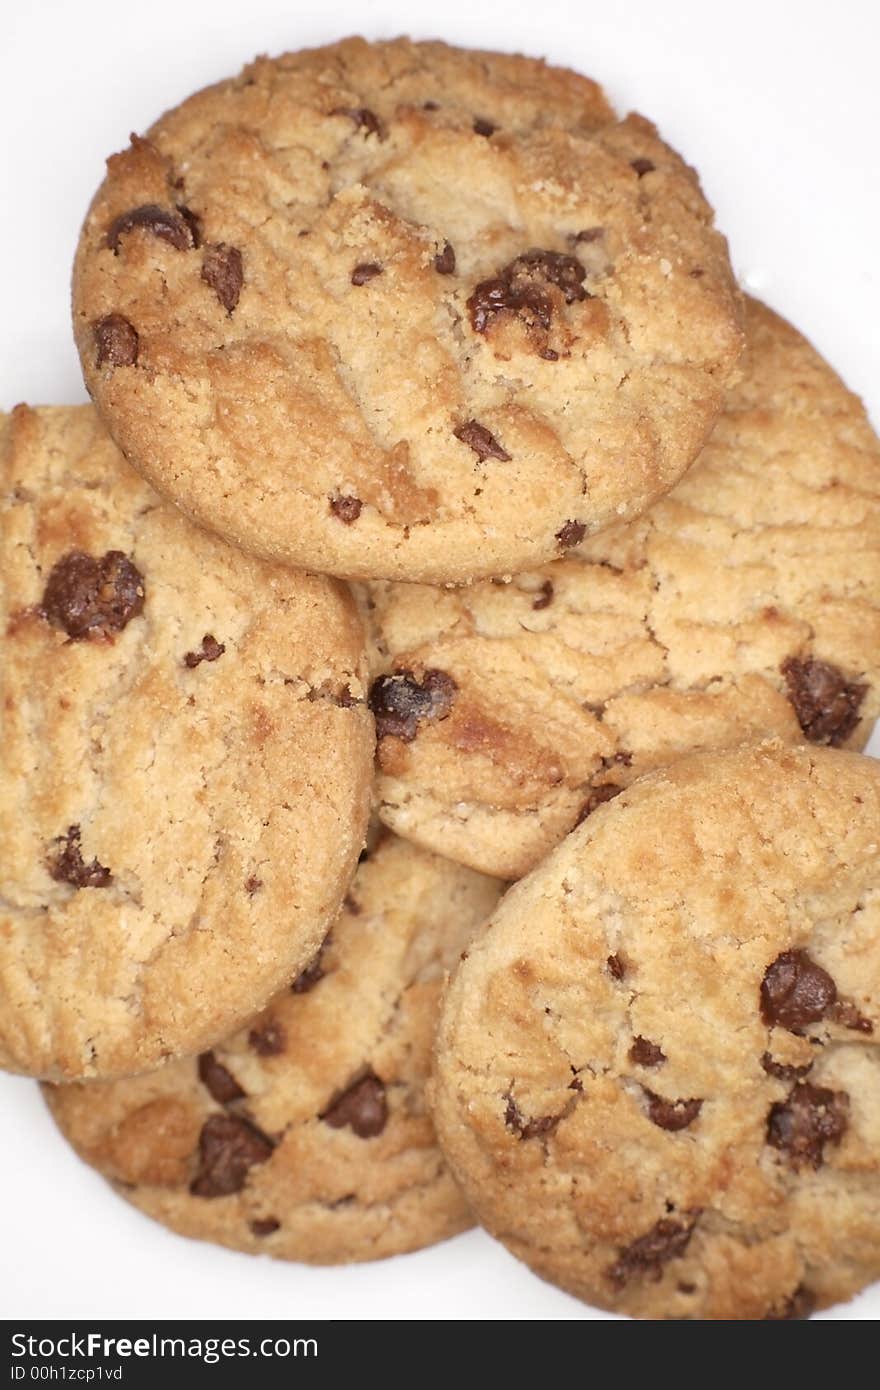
[2,0,879,1322]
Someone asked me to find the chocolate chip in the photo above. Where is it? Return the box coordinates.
[515,250,590,304]
[473,118,496,136]
[643,1090,702,1131]
[201,244,243,313]
[766,1285,816,1320]
[532,580,554,610]
[190,1114,274,1197]
[248,1020,285,1057]
[760,949,837,1032]
[331,107,384,139]
[197,1051,245,1105]
[607,1215,698,1288]
[176,204,203,248]
[761,1052,813,1081]
[249,1217,280,1237]
[423,101,440,111]
[329,494,362,524]
[183,633,225,668]
[468,248,590,337]
[42,550,145,640]
[631,158,655,176]
[94,314,139,368]
[572,227,604,243]
[453,420,511,462]
[576,783,622,824]
[106,204,197,254]
[244,876,263,895]
[48,825,111,889]
[503,1092,561,1141]
[434,241,456,275]
[556,520,586,549]
[767,1081,849,1170]
[607,953,626,980]
[291,936,331,994]
[369,668,457,741]
[781,656,867,745]
[831,999,874,1035]
[321,1071,388,1138]
[351,262,382,286]
[343,894,361,916]
[630,1037,666,1067]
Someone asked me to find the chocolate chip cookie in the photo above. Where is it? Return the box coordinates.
[72,37,743,583]
[1,405,373,1080]
[431,741,880,1319]
[364,299,880,877]
[45,834,502,1262]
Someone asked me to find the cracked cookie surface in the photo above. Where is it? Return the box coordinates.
[363,299,880,877]
[45,834,502,1262]
[72,36,742,583]
[430,741,880,1319]
[1,404,373,1080]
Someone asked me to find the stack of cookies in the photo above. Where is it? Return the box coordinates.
[2,37,879,1320]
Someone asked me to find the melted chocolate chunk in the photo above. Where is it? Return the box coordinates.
[248,1020,286,1057]
[761,1052,813,1082]
[94,314,139,368]
[351,262,383,286]
[468,248,590,337]
[831,999,874,1034]
[329,494,362,524]
[503,1092,562,1141]
[532,579,554,610]
[250,1217,280,1237]
[630,1037,666,1068]
[48,825,111,889]
[781,657,867,746]
[183,634,225,668]
[631,158,655,177]
[473,117,496,136]
[244,876,263,895]
[42,550,145,640]
[643,1090,702,1131]
[201,244,243,313]
[556,520,586,549]
[453,419,511,462]
[291,936,331,994]
[576,783,622,824]
[369,668,457,741]
[434,241,456,274]
[607,953,626,980]
[607,1216,698,1288]
[331,107,384,138]
[106,204,196,254]
[190,1114,274,1197]
[321,1071,387,1138]
[197,1051,246,1105]
[767,1082,849,1170]
[760,949,837,1032]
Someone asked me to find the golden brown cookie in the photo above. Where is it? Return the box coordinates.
[73,37,742,583]
[1,404,372,1080]
[431,741,880,1319]
[364,299,880,877]
[45,834,503,1262]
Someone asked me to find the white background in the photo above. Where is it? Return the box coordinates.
[2,0,879,1321]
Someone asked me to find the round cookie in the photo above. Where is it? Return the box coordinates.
[1,404,373,1081]
[45,834,503,1263]
[364,298,880,878]
[73,36,743,584]
[431,741,880,1319]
